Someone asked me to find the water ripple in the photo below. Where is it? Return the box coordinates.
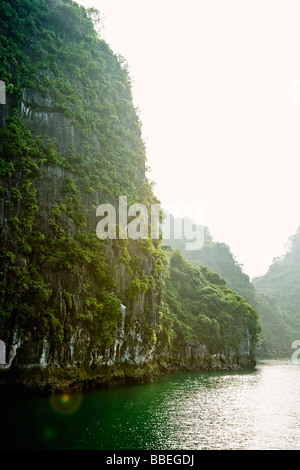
[4,359,300,450]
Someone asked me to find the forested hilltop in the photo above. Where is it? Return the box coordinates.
[163,216,296,355]
[0,0,260,392]
[253,227,300,344]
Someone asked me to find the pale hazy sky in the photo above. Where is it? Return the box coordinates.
[78,0,300,279]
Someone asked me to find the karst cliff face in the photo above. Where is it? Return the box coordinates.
[0,0,164,390]
[0,89,165,385]
[0,0,259,392]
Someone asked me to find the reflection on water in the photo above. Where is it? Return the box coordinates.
[2,359,300,450]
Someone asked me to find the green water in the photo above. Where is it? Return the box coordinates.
[2,359,300,450]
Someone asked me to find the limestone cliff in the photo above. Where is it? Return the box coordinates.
[0,0,259,393]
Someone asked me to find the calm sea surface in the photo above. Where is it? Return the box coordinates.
[2,359,300,450]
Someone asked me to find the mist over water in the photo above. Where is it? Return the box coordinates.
[2,359,300,450]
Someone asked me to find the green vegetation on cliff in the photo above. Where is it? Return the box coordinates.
[0,0,154,205]
[0,0,161,354]
[0,0,261,376]
[0,113,122,346]
[163,216,295,354]
[158,247,260,357]
[253,227,300,341]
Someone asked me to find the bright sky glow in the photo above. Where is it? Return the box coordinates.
[78,0,300,279]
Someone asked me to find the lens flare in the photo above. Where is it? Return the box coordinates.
[43,426,56,441]
[49,392,82,415]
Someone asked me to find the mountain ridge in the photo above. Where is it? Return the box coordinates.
[162,215,297,355]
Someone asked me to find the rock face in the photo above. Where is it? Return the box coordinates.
[21,86,83,155]
[0,134,256,394]
[0,164,162,390]
[0,0,257,394]
[0,81,163,391]
[0,140,256,392]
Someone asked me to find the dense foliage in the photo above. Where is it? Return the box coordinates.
[253,227,300,341]
[0,0,156,206]
[0,113,122,346]
[159,248,261,356]
[0,0,262,366]
[163,216,295,354]
[0,0,160,350]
